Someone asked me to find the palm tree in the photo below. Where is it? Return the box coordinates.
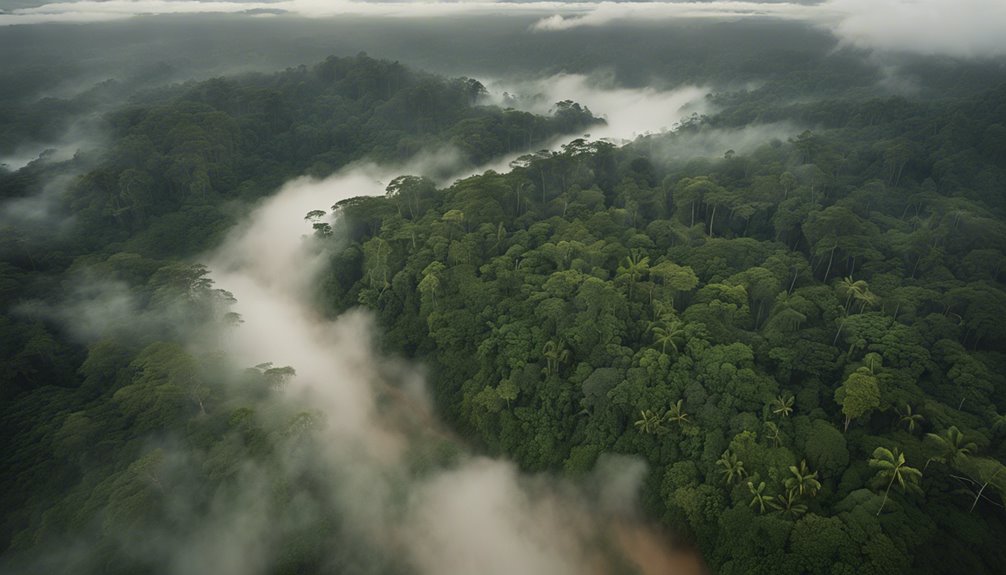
[785,460,821,497]
[773,489,808,519]
[837,276,869,314]
[665,399,689,425]
[925,426,976,468]
[833,276,878,343]
[897,404,924,434]
[854,288,880,314]
[771,393,795,418]
[836,276,879,314]
[717,450,747,485]
[617,250,650,300]
[747,481,776,514]
[869,446,923,515]
[649,319,685,356]
[634,409,666,435]
[764,421,783,447]
[764,303,807,334]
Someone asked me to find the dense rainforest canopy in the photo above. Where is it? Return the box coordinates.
[323,80,1006,573]
[2,12,1006,575]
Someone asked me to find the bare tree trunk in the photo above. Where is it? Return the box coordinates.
[876,476,895,515]
[834,318,846,345]
[823,245,837,282]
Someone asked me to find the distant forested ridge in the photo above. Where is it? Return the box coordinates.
[322,83,1006,573]
[3,52,599,257]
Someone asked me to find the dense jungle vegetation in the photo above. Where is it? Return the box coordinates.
[323,82,1006,572]
[1,28,1005,575]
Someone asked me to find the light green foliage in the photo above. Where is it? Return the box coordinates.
[869,447,923,515]
[835,367,881,432]
[786,460,822,497]
[717,449,747,485]
[748,480,776,513]
[635,409,668,435]
[771,393,795,418]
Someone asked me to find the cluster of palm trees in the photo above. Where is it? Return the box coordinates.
[895,404,1006,512]
[850,429,987,516]
[719,442,926,519]
[541,340,571,376]
[634,399,691,435]
[712,452,821,518]
[632,364,993,519]
[736,458,823,519]
[887,406,1005,515]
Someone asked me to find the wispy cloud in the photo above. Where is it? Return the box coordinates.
[529,1,821,31]
[486,73,710,142]
[527,0,1006,58]
[826,0,1006,58]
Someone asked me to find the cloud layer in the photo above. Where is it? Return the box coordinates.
[3,0,1004,58]
[529,1,820,31]
[827,0,1006,58]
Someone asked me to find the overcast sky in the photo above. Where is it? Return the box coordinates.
[1,1,1004,58]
